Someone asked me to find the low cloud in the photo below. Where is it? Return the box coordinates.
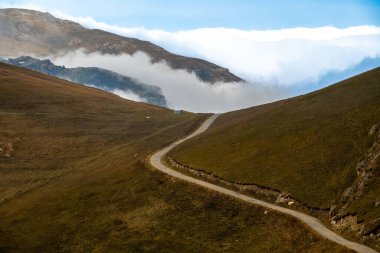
[58,77,147,103]
[111,89,146,103]
[52,50,286,113]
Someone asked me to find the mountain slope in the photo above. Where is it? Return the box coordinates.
[0,8,242,84]
[3,56,167,106]
[170,68,380,247]
[0,63,351,252]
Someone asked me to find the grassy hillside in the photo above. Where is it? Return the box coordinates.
[0,63,351,252]
[171,68,380,219]
[0,62,201,205]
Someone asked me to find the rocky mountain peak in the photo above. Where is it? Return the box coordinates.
[0,8,242,83]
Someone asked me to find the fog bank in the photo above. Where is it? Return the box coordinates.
[53,50,287,113]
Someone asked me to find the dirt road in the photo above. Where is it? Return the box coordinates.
[150,114,378,253]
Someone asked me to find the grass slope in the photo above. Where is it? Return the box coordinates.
[0,62,202,204]
[171,68,380,212]
[0,63,351,252]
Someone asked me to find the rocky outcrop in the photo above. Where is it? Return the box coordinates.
[0,132,19,159]
[331,123,380,243]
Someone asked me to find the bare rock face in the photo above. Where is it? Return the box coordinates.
[334,215,365,234]
[370,124,379,136]
[0,140,15,159]
[331,123,380,242]
[0,8,242,84]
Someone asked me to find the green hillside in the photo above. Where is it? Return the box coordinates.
[170,68,380,231]
[0,63,351,252]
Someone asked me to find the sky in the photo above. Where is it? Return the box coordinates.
[1,0,380,112]
[2,0,380,30]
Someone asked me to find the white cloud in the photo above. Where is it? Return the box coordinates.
[1,3,379,112]
[1,3,380,87]
[46,12,380,86]
[111,89,146,103]
[57,77,148,103]
[52,50,285,113]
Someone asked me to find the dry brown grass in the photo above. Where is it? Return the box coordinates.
[0,63,352,252]
[171,68,380,211]
[170,68,380,251]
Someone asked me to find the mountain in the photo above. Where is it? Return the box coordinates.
[0,63,349,252]
[3,56,167,107]
[0,8,242,84]
[170,68,380,249]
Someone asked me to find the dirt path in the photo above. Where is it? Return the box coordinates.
[150,114,378,253]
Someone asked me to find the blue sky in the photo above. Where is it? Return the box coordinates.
[2,0,380,30]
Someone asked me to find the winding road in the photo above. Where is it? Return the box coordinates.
[150,114,378,253]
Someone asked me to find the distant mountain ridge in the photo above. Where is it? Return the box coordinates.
[3,56,167,107]
[0,8,242,84]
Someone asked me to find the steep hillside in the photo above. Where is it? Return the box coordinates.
[170,68,380,245]
[3,56,167,106]
[0,63,350,252]
[0,8,241,84]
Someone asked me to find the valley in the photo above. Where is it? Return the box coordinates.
[0,63,352,252]
[0,4,379,252]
